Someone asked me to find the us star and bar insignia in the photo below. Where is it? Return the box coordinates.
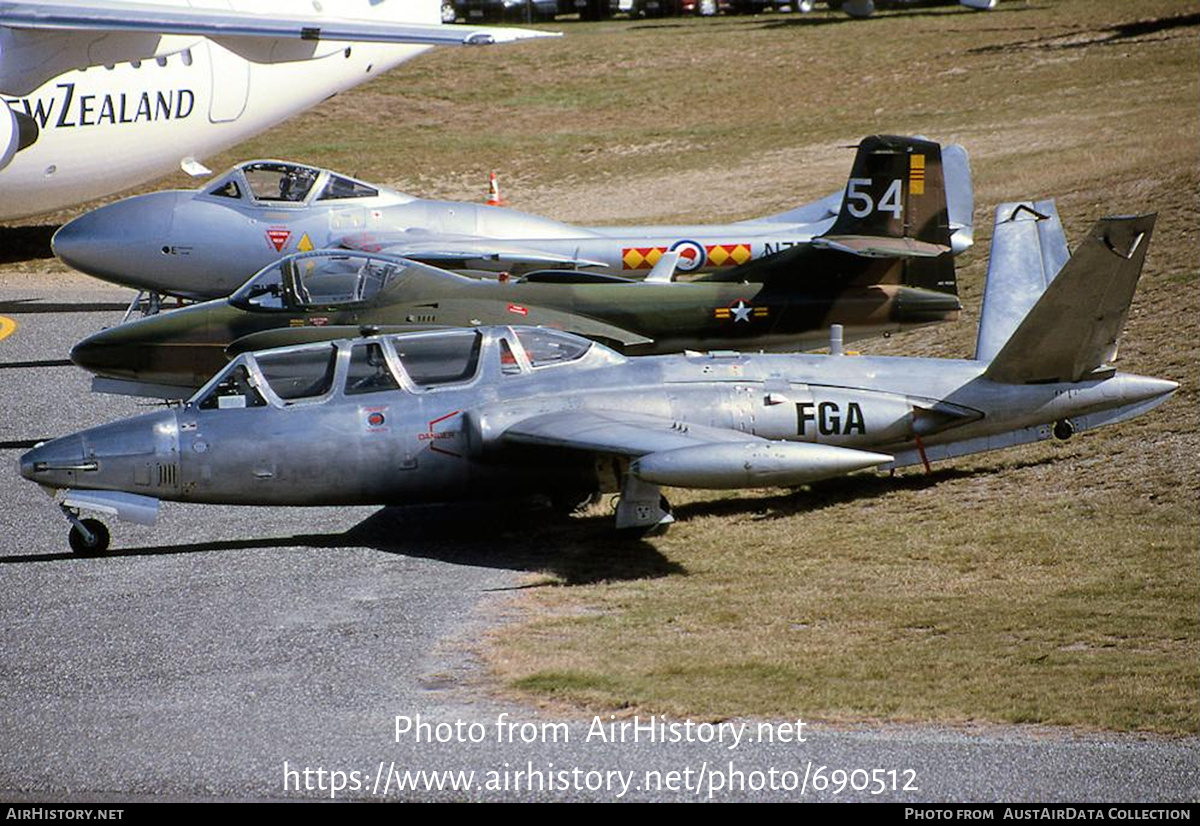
[714,299,768,323]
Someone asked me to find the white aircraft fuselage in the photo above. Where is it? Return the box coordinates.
[0,0,548,220]
[0,36,430,219]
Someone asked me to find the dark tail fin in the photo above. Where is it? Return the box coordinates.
[819,135,958,295]
[816,134,954,257]
[702,135,959,295]
[983,214,1156,384]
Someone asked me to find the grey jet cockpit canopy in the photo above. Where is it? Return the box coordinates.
[231,251,416,310]
[201,160,385,206]
[189,326,617,409]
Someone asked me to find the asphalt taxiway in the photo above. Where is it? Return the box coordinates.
[0,271,1196,802]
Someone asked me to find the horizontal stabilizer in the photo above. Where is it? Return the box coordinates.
[983,213,1155,384]
[811,234,949,259]
[975,201,1069,362]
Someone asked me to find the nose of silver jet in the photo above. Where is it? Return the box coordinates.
[53,193,180,287]
[19,434,86,483]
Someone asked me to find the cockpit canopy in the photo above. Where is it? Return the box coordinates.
[201,160,388,206]
[190,327,618,409]
[231,251,414,310]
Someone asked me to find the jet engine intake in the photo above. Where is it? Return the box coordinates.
[0,105,38,170]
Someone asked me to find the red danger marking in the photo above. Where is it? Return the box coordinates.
[266,227,291,252]
[423,410,463,457]
[367,412,386,427]
[507,303,529,316]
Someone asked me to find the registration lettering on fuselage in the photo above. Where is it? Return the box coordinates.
[796,401,866,437]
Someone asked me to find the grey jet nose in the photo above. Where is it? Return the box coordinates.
[52,193,179,287]
[19,435,87,484]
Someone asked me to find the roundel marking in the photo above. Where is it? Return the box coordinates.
[669,239,706,272]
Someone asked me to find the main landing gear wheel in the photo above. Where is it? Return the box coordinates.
[1053,419,1075,441]
[68,518,110,556]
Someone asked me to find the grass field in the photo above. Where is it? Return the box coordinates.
[20,0,1200,732]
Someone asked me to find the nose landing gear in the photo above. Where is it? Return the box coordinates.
[60,505,110,556]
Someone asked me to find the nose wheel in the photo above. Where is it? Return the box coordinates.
[60,505,110,556]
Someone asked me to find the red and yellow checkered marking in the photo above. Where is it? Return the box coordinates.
[705,243,752,267]
[909,154,926,196]
[622,246,668,270]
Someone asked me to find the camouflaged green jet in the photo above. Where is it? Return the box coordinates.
[72,135,964,398]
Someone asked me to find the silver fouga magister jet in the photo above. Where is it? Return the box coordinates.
[21,205,1174,553]
[50,135,974,303]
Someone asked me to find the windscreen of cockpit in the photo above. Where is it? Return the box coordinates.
[391,331,482,387]
[241,162,319,202]
[290,254,407,306]
[232,261,286,309]
[196,363,267,410]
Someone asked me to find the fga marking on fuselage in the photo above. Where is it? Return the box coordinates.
[5,83,196,130]
[797,401,867,437]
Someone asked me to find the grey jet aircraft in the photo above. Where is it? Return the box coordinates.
[22,205,1175,553]
[50,135,973,304]
[69,134,965,398]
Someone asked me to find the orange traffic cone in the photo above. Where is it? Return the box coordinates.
[486,172,508,207]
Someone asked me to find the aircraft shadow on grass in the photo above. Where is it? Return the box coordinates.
[966,12,1200,54]
[672,454,1057,522]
